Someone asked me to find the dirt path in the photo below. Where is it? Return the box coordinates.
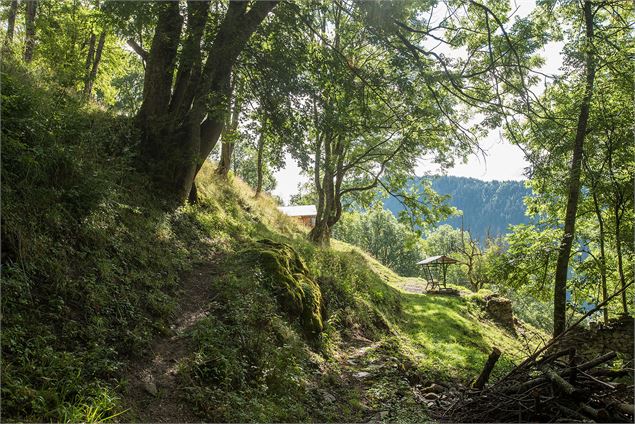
[122,263,220,423]
[333,336,387,421]
[398,277,428,294]
[324,335,422,422]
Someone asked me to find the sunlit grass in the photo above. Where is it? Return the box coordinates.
[332,236,543,383]
[55,386,124,423]
[395,290,540,382]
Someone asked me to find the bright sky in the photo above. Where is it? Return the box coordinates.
[273,0,563,205]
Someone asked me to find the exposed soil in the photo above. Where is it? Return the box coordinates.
[318,333,432,423]
[122,262,221,423]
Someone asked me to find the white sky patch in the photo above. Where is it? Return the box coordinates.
[272,154,309,205]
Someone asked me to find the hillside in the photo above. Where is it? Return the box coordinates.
[384,176,531,241]
[1,63,542,422]
[4,1,634,421]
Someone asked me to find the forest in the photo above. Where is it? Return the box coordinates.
[1,0,633,422]
[384,175,531,242]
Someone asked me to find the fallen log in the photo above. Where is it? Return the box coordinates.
[504,376,547,394]
[535,348,575,367]
[505,351,618,395]
[559,351,618,379]
[473,347,501,390]
[589,369,632,378]
[555,403,594,422]
[613,402,635,416]
[542,366,586,400]
[578,402,609,421]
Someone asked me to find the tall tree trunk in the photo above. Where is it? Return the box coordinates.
[553,1,596,337]
[614,201,628,314]
[216,78,242,177]
[310,100,326,242]
[168,0,210,119]
[136,1,183,147]
[23,0,37,62]
[591,190,609,324]
[84,31,106,97]
[255,117,266,196]
[185,1,276,198]
[84,32,97,80]
[606,134,628,315]
[5,0,19,44]
[330,135,345,228]
[309,134,333,246]
[135,1,184,202]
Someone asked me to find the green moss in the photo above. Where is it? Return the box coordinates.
[250,239,324,337]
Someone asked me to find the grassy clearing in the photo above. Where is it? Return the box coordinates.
[329,242,543,383]
[397,291,533,382]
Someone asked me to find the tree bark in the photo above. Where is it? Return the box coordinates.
[136,1,183,148]
[606,136,628,315]
[309,96,325,242]
[591,190,609,324]
[84,32,97,81]
[23,0,37,62]
[255,116,266,196]
[553,0,596,337]
[84,31,106,97]
[134,0,276,203]
[5,0,19,43]
[216,77,242,177]
[614,202,628,314]
[135,1,184,201]
[190,2,276,183]
[168,0,210,120]
[127,38,148,61]
[309,133,334,246]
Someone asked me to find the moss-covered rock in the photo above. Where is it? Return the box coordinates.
[251,239,324,337]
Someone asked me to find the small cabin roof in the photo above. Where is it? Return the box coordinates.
[278,205,317,217]
[417,255,459,265]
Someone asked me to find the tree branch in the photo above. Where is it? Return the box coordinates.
[127,38,148,61]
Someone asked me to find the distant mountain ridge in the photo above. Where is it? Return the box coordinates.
[384,175,531,241]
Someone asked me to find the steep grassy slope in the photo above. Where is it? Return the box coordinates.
[1,62,542,423]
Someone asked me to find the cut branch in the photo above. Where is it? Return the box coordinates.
[473,347,501,389]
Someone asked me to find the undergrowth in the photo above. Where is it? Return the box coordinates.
[2,60,206,421]
[1,60,542,423]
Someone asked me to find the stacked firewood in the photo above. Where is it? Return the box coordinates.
[431,348,634,422]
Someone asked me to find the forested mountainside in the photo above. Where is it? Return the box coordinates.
[384,176,531,241]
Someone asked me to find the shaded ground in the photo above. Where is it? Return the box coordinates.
[122,262,221,422]
[314,335,430,423]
